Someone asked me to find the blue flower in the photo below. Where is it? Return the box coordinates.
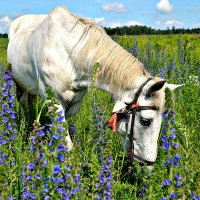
[174,154,181,160]
[27,163,35,170]
[44,195,50,200]
[36,174,41,180]
[57,154,64,162]
[170,134,176,140]
[57,125,65,133]
[139,193,144,198]
[161,179,172,187]
[38,131,45,137]
[174,174,181,181]
[173,144,179,149]
[57,116,65,123]
[169,192,178,199]
[57,145,64,153]
[53,165,60,175]
[43,160,48,166]
[162,128,167,134]
[171,128,176,133]
[176,181,182,187]
[191,193,200,200]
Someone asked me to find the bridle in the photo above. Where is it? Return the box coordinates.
[106,78,159,165]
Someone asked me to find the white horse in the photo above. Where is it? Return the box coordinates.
[7,7,182,166]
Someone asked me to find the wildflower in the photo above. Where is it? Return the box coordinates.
[139,193,144,198]
[27,163,35,171]
[174,174,181,181]
[171,128,176,133]
[176,181,182,187]
[161,179,172,187]
[38,131,45,137]
[36,174,41,180]
[169,192,178,199]
[57,145,64,153]
[57,154,64,162]
[173,144,179,149]
[57,116,65,123]
[42,160,48,166]
[169,134,176,140]
[191,193,200,200]
[53,165,61,175]
[44,196,50,200]
[57,125,65,132]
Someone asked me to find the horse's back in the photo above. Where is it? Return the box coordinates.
[8,14,47,40]
[7,7,94,103]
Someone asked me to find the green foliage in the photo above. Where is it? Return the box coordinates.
[0,35,199,199]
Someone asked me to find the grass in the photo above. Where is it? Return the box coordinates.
[0,34,200,199]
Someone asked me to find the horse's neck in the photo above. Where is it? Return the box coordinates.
[89,31,149,100]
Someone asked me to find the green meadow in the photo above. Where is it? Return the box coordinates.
[0,35,199,199]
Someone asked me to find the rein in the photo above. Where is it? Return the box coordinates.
[105,78,159,165]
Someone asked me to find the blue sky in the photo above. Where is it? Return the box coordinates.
[0,0,200,33]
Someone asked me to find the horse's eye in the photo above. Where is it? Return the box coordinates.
[140,117,151,127]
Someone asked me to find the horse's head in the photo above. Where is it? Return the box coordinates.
[111,78,182,167]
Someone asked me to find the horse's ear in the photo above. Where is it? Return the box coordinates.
[146,80,166,95]
[164,83,184,91]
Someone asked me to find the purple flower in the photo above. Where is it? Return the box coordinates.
[43,160,48,166]
[176,181,182,187]
[38,131,45,137]
[191,193,200,200]
[57,154,64,162]
[161,179,172,187]
[169,192,178,199]
[36,174,41,180]
[171,128,176,133]
[173,144,179,149]
[170,134,176,140]
[174,154,181,160]
[174,174,181,181]
[163,141,170,150]
[27,163,35,170]
[57,145,64,153]
[8,195,14,200]
[53,165,60,175]
[139,193,144,198]
[44,196,50,200]
[162,128,167,134]
[57,125,65,133]
[57,116,65,123]
[161,136,167,142]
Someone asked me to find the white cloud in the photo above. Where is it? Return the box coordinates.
[125,20,143,26]
[102,2,126,13]
[0,16,12,33]
[156,20,161,25]
[109,20,143,28]
[156,0,173,13]
[165,20,183,27]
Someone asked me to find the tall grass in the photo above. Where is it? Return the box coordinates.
[0,35,199,199]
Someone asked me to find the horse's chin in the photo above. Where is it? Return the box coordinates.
[131,156,154,172]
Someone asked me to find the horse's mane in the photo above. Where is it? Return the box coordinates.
[52,7,151,92]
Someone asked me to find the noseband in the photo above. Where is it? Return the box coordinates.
[106,78,159,165]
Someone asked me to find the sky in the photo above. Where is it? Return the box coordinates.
[0,0,200,33]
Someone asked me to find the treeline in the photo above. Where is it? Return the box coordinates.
[1,26,200,37]
[104,25,200,35]
[0,33,8,38]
